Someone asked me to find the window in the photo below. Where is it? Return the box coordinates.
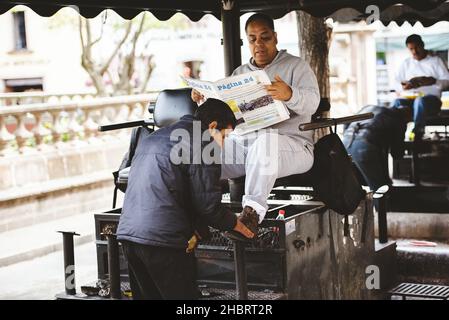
[4,78,43,92]
[13,11,27,50]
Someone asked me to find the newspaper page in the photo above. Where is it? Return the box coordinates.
[182,77,220,99]
[182,70,290,135]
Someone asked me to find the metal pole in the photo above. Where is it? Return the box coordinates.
[376,196,388,243]
[374,185,389,244]
[233,240,248,300]
[221,0,242,76]
[412,138,420,185]
[58,231,80,295]
[106,233,121,299]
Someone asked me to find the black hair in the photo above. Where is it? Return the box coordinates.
[194,98,237,130]
[245,13,275,32]
[406,34,424,47]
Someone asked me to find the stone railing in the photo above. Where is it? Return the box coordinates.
[0,91,99,106]
[0,93,158,155]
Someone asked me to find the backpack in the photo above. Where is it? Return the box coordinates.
[311,132,366,215]
[113,127,142,193]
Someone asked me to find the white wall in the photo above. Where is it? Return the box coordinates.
[0,6,90,92]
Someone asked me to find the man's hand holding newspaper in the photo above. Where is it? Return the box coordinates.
[191,88,205,104]
[265,75,292,101]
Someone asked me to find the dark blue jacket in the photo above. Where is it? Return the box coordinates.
[117,115,236,249]
[343,105,407,158]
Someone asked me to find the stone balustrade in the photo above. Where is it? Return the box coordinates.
[0,93,158,155]
[0,91,99,106]
[0,90,160,106]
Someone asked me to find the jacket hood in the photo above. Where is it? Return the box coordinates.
[247,49,289,70]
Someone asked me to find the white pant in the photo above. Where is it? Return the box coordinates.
[221,130,314,222]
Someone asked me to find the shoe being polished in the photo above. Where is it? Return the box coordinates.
[224,206,259,242]
[239,206,259,235]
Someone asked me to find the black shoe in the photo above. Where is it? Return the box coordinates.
[239,206,259,235]
[223,206,259,242]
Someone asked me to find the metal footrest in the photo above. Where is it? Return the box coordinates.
[389,283,449,300]
[199,288,285,300]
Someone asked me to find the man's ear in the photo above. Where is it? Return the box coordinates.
[274,31,278,45]
[208,121,218,131]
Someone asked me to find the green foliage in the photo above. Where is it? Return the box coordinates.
[43,135,53,144]
[25,137,36,147]
[61,133,70,142]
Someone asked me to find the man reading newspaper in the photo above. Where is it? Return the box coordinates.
[191,13,320,240]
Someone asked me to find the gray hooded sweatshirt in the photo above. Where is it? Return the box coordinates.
[232,49,320,145]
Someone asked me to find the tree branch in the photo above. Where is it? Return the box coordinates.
[131,13,146,56]
[79,17,107,96]
[139,54,154,93]
[99,20,133,75]
[78,16,85,48]
[89,14,106,48]
[85,18,93,47]
[89,35,102,48]
[115,13,147,95]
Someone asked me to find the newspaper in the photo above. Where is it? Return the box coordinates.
[182,70,290,135]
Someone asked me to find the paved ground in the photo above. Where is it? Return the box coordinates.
[0,211,96,267]
[0,241,97,300]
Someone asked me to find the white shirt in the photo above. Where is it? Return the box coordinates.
[395,54,449,97]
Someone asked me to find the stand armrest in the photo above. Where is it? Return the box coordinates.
[98,119,155,132]
[299,112,374,132]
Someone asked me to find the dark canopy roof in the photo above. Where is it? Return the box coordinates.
[0,0,448,25]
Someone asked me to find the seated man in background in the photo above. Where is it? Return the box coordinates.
[392,34,449,138]
[117,98,254,300]
[343,105,412,192]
